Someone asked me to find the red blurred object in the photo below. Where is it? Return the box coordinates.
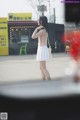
[62,31,80,60]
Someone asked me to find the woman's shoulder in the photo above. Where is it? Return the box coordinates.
[40,27,48,33]
[38,28,46,34]
[38,26,48,36]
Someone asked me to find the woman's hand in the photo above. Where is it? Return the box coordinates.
[31,26,44,39]
[36,26,44,30]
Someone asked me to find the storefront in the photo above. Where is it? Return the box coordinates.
[0,13,65,55]
[8,21,38,55]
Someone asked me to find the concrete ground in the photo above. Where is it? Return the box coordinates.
[0,53,70,83]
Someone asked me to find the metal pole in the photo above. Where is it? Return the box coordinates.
[53,8,56,24]
[53,8,56,52]
[48,0,50,21]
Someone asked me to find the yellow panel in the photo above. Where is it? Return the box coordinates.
[0,47,8,55]
[8,13,32,21]
[0,18,9,55]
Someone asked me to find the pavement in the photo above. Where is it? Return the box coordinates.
[0,53,71,84]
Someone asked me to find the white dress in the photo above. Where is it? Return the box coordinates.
[36,45,49,61]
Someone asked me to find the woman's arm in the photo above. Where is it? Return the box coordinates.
[31,26,44,39]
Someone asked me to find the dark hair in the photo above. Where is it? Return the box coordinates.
[39,16,48,32]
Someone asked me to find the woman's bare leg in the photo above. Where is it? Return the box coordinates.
[40,63,46,80]
[40,61,51,80]
[41,70,46,80]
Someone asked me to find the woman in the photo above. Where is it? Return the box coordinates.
[31,16,51,80]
